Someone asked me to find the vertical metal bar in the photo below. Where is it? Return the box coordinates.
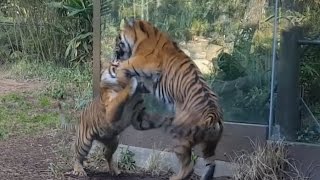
[268,0,279,139]
[92,0,101,98]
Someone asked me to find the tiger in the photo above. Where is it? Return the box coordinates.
[64,62,168,177]
[105,18,224,180]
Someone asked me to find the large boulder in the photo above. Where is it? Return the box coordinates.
[179,36,224,74]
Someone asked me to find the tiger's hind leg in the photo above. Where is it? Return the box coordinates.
[100,137,121,176]
[199,140,220,180]
[200,123,223,180]
[66,125,95,177]
[170,139,195,180]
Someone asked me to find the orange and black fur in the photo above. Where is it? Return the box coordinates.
[106,19,224,180]
[66,63,167,177]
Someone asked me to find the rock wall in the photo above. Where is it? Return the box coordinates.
[179,36,224,74]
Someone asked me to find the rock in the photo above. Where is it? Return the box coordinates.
[193,59,214,74]
[181,48,191,57]
[193,52,207,59]
[206,44,223,60]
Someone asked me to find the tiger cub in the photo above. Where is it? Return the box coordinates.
[65,62,167,177]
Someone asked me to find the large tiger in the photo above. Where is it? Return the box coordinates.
[106,19,224,180]
[65,62,167,177]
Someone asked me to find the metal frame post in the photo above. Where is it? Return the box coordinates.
[92,0,101,98]
[276,26,302,141]
[268,0,279,139]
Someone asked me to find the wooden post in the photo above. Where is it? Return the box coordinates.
[92,0,101,98]
[276,26,302,141]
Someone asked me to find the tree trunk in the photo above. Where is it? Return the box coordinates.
[133,0,136,18]
[146,0,149,21]
[243,0,266,28]
[156,0,161,8]
[141,0,144,20]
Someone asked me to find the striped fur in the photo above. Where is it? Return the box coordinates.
[66,63,169,177]
[108,19,224,180]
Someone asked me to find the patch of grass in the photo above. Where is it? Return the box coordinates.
[2,60,93,135]
[0,92,60,139]
[48,129,75,179]
[231,139,310,180]
[7,59,92,100]
[38,96,51,107]
[1,93,24,102]
[118,146,136,171]
[191,151,199,165]
[144,148,170,176]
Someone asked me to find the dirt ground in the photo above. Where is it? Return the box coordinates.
[0,75,230,180]
[0,133,58,180]
[0,131,201,180]
[0,131,176,180]
[0,77,43,95]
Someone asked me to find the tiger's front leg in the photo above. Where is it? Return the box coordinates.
[115,56,162,88]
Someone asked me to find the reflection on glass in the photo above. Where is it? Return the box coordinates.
[101,0,274,124]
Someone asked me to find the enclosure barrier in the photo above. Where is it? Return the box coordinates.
[275,26,320,179]
[92,0,320,179]
[276,26,302,141]
[274,26,320,141]
[92,0,101,98]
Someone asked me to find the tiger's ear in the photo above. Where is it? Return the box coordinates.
[120,17,135,30]
[120,19,126,30]
[127,17,135,27]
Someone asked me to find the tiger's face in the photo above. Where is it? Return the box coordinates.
[100,61,153,94]
[112,34,132,65]
[111,18,151,66]
[111,20,134,66]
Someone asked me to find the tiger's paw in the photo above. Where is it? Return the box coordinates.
[109,166,121,176]
[105,161,121,176]
[64,168,87,177]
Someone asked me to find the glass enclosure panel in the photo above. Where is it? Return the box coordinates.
[100,0,276,124]
[270,0,320,144]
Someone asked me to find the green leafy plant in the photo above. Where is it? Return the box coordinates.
[297,126,320,143]
[118,146,136,171]
[47,83,66,100]
[48,0,93,66]
[65,31,92,65]
[217,52,247,81]
[190,19,209,36]
[191,151,199,165]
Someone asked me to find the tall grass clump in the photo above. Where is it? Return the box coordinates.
[0,0,93,67]
[232,140,311,180]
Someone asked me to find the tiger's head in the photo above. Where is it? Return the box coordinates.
[111,18,157,66]
[100,61,122,90]
[100,61,154,94]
